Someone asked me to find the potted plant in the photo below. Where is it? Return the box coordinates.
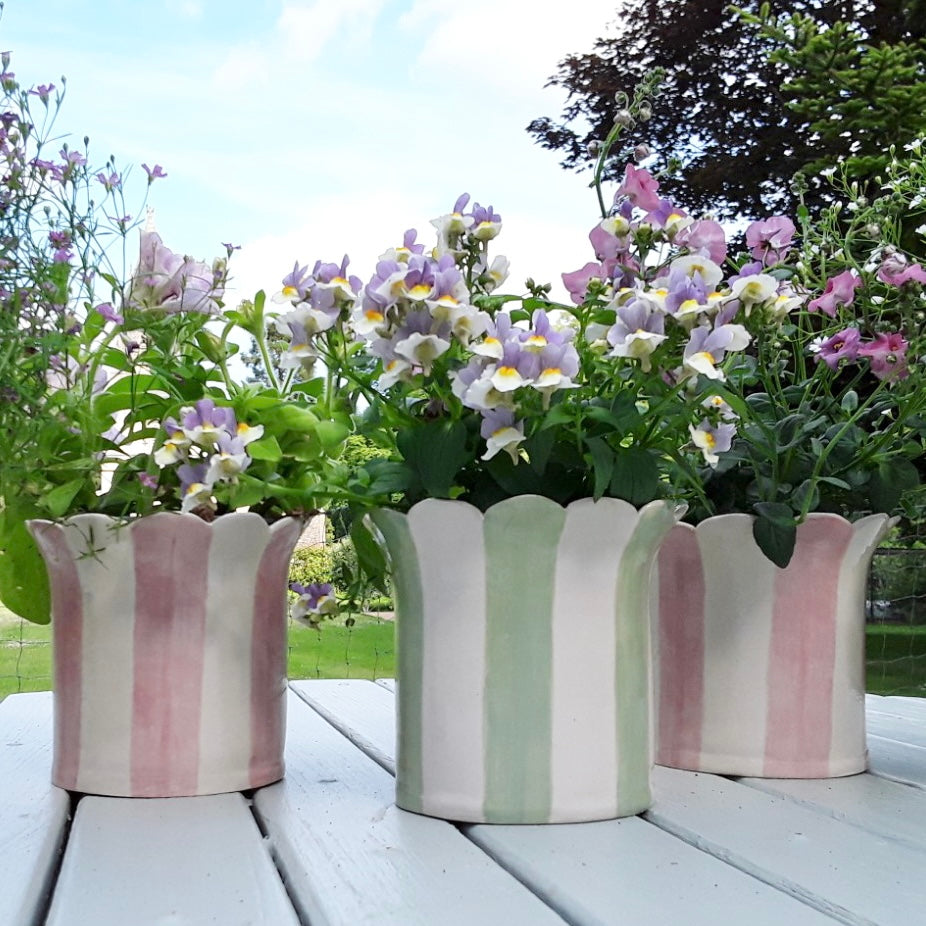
[0,59,350,797]
[259,75,782,823]
[637,146,926,777]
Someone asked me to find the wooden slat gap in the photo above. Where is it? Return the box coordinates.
[642,808,874,926]
[289,682,396,776]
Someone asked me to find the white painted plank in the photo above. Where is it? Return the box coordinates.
[255,689,564,926]
[375,677,396,692]
[867,735,926,788]
[0,692,70,926]
[647,765,926,925]
[45,793,299,926]
[740,773,926,851]
[292,678,396,773]
[466,816,840,926]
[866,694,926,723]
[293,681,841,925]
[866,708,926,748]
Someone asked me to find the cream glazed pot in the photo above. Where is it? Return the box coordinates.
[28,511,301,797]
[653,512,895,778]
[370,494,681,824]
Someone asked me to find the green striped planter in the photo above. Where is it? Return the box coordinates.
[371,495,679,824]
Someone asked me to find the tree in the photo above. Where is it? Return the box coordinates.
[527,0,926,219]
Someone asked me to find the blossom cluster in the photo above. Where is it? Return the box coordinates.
[289,581,338,628]
[153,398,264,513]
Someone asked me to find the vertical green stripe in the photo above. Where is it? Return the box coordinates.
[614,501,676,815]
[369,509,425,812]
[482,496,566,823]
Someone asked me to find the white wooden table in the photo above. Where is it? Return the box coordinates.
[2,682,924,926]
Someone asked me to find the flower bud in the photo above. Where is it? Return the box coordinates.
[613,109,633,127]
[586,140,602,158]
[864,223,880,238]
[633,143,651,161]
[637,102,652,122]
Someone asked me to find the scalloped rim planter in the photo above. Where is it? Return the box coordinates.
[653,512,896,778]
[371,495,680,824]
[28,511,301,797]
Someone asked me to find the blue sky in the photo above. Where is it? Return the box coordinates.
[3,0,623,304]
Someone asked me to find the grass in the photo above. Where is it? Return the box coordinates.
[0,606,394,701]
[4,605,925,700]
[865,623,926,697]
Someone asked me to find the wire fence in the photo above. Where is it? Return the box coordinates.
[2,548,925,699]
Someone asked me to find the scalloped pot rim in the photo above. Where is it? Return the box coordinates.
[671,511,899,535]
[27,510,300,541]
[396,495,687,522]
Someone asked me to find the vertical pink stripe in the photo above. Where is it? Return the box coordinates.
[30,523,83,790]
[131,516,210,796]
[656,526,705,768]
[249,520,299,787]
[763,518,853,777]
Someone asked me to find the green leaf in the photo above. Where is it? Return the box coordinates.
[315,419,350,453]
[868,458,920,511]
[584,437,614,501]
[609,447,660,505]
[351,517,390,595]
[246,435,283,462]
[43,479,85,518]
[396,419,470,498]
[275,405,320,432]
[840,390,859,412]
[0,502,51,624]
[752,512,797,569]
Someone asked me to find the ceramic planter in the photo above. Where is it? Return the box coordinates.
[28,511,301,797]
[370,495,680,824]
[653,512,895,778]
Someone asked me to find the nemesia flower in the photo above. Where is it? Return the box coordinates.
[858,332,909,381]
[393,330,451,374]
[814,327,861,370]
[689,420,736,466]
[807,270,861,317]
[205,434,252,484]
[490,340,537,392]
[95,302,123,324]
[670,254,724,290]
[606,297,667,371]
[483,254,510,292]
[729,272,778,308]
[142,163,167,181]
[470,202,502,241]
[683,323,750,380]
[180,398,237,447]
[290,582,338,628]
[274,261,312,303]
[177,463,215,513]
[480,407,525,463]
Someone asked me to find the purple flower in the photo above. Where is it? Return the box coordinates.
[142,163,167,182]
[815,327,861,370]
[138,473,158,489]
[877,253,926,286]
[562,261,605,305]
[28,83,54,103]
[95,302,124,324]
[807,270,861,317]
[675,219,727,265]
[614,163,662,211]
[290,582,338,626]
[745,216,796,265]
[126,226,224,314]
[858,331,909,381]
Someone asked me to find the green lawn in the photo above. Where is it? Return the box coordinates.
[0,607,394,701]
[865,623,926,697]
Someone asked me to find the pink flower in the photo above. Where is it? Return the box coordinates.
[807,270,861,317]
[877,253,926,286]
[858,332,909,381]
[614,164,662,212]
[562,261,604,305]
[745,216,796,265]
[815,327,861,370]
[675,219,727,265]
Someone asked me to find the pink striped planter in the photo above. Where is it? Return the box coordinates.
[653,513,894,778]
[28,511,301,797]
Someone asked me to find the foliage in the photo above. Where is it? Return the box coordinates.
[0,55,352,623]
[288,545,335,590]
[261,90,926,568]
[527,0,926,219]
